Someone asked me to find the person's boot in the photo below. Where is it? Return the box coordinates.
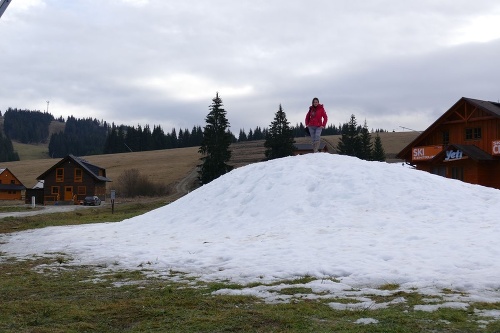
[312,141,320,153]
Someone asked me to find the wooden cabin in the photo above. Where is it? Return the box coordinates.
[0,168,26,200]
[397,97,500,189]
[293,141,329,155]
[37,155,111,205]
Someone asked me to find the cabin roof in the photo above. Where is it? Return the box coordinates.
[37,154,111,182]
[0,167,25,186]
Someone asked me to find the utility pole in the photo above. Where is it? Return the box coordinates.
[46,100,49,113]
[399,126,421,132]
[0,0,12,19]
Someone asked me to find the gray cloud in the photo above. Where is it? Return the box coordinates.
[1,0,499,134]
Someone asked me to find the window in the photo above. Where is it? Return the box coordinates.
[56,168,64,182]
[51,186,59,195]
[431,166,446,177]
[75,168,83,182]
[10,180,15,184]
[451,167,464,181]
[465,127,481,140]
[78,186,86,195]
[474,127,482,139]
[442,131,449,145]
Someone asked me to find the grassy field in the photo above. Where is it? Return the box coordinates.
[11,141,50,160]
[3,147,201,189]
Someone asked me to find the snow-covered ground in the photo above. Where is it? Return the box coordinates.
[2,154,500,315]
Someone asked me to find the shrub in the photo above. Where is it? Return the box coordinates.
[115,168,169,197]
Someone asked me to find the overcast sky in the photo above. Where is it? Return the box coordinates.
[1,1,499,134]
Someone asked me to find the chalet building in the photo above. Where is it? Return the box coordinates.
[0,168,26,200]
[37,155,111,205]
[293,141,329,155]
[397,97,500,189]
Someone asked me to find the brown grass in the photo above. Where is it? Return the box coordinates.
[3,147,201,189]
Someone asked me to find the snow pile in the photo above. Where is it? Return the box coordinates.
[1,154,500,299]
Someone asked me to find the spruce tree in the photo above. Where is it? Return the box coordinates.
[371,133,386,161]
[358,120,373,160]
[198,92,233,184]
[337,114,361,157]
[238,129,248,142]
[0,131,20,162]
[264,104,296,159]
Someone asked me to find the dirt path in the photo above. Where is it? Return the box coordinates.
[0,204,93,219]
[175,167,199,195]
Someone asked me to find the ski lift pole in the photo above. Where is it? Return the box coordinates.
[0,0,12,19]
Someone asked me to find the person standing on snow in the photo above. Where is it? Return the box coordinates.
[305,97,328,153]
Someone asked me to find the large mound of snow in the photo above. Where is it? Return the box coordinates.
[2,154,500,295]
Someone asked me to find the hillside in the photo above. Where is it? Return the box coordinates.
[5,119,65,160]
[2,131,420,190]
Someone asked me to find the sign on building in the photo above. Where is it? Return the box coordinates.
[492,140,500,156]
[412,145,443,161]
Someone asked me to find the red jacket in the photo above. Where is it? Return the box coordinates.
[305,104,328,127]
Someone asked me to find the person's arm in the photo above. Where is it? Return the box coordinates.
[322,109,328,128]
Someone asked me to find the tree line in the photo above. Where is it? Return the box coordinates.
[0,131,20,162]
[1,106,386,163]
[337,115,386,161]
[3,108,54,144]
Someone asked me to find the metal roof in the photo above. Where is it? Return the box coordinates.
[37,154,112,182]
[0,184,26,191]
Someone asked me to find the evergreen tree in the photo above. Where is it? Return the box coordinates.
[169,128,178,148]
[151,125,167,150]
[337,114,361,157]
[371,133,386,161]
[183,128,192,147]
[198,92,233,185]
[247,128,253,141]
[103,124,118,154]
[0,131,20,162]
[48,116,107,157]
[116,126,127,152]
[191,126,204,147]
[264,104,296,159]
[253,126,264,140]
[238,129,248,142]
[358,120,373,160]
